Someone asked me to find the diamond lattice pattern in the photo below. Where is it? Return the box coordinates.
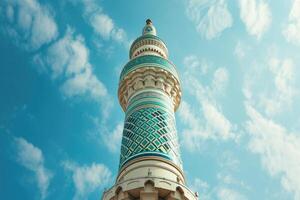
[119,107,181,167]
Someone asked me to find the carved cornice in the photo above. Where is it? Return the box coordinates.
[118,67,181,112]
[130,38,168,59]
[131,44,167,59]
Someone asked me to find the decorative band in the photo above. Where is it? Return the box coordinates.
[120,151,177,168]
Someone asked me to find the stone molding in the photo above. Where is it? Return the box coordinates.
[102,177,198,200]
[130,38,168,59]
[118,67,181,112]
[117,156,186,184]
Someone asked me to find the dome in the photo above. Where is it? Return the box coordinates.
[129,20,169,59]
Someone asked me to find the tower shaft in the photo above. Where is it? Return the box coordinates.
[102,20,197,200]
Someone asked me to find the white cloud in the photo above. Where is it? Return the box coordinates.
[218,151,240,172]
[32,26,115,142]
[91,118,123,153]
[212,67,229,94]
[191,177,248,200]
[216,173,250,192]
[60,66,107,100]
[101,123,123,153]
[193,178,210,192]
[6,5,14,23]
[186,0,233,39]
[202,100,233,140]
[15,137,52,199]
[216,152,251,192]
[234,41,250,60]
[178,101,206,151]
[90,13,127,43]
[63,161,111,200]
[244,56,297,117]
[217,174,238,186]
[179,100,234,147]
[245,103,300,199]
[2,0,58,50]
[217,187,248,200]
[238,0,272,38]
[38,29,88,78]
[183,55,208,75]
[90,14,114,39]
[80,0,102,14]
[263,58,296,115]
[283,0,300,45]
[78,0,128,46]
[112,28,127,43]
[183,56,229,97]
[178,56,236,151]
[191,178,211,200]
[33,28,108,102]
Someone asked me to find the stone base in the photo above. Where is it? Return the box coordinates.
[102,157,197,200]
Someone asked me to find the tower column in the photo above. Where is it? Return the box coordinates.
[102,19,197,200]
[140,181,159,200]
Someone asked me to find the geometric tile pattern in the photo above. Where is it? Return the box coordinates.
[120,55,178,81]
[119,107,182,168]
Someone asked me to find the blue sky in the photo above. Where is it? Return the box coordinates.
[1,0,300,199]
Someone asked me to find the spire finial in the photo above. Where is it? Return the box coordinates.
[146,19,152,25]
[143,18,156,36]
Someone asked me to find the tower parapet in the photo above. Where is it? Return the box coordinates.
[102,19,198,200]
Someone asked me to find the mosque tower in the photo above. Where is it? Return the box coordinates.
[102,19,198,200]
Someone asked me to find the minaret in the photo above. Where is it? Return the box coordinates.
[102,19,198,200]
